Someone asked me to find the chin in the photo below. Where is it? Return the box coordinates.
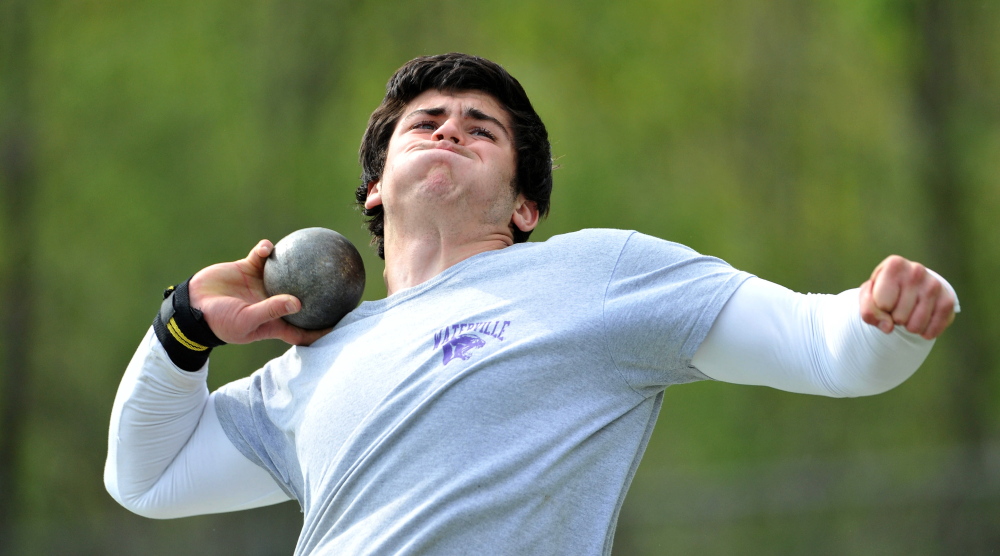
[414,163,461,192]
[419,177,461,199]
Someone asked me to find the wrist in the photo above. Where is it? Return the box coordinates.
[152,279,226,371]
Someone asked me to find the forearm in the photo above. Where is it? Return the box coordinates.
[692,277,936,397]
[105,328,289,518]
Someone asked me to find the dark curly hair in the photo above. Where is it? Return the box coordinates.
[355,53,553,259]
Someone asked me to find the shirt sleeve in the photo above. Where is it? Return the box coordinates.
[602,232,752,394]
[691,277,935,397]
[105,327,292,518]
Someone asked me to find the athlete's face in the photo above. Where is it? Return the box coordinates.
[364,90,534,238]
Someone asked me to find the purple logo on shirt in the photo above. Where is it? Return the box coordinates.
[433,320,510,365]
[441,334,486,364]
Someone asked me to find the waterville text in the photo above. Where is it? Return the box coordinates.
[433,320,511,348]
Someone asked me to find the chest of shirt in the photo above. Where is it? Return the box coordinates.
[266,279,623,467]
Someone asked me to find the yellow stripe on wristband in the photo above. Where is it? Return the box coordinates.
[167,317,209,352]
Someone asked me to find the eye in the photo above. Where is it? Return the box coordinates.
[411,120,438,131]
[471,127,497,140]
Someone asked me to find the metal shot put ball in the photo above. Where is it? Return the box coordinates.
[263,228,366,330]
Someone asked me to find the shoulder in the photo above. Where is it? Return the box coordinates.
[534,229,702,261]
[530,228,639,257]
[499,229,635,272]
[539,228,635,247]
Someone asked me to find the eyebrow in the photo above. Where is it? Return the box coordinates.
[403,106,511,140]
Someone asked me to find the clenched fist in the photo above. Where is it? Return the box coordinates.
[859,255,957,340]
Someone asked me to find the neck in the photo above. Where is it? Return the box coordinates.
[381,226,513,295]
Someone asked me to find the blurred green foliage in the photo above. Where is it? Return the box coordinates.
[1,0,998,554]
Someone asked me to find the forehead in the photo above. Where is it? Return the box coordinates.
[400,89,509,125]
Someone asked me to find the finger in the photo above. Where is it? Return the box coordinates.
[243,240,274,273]
[241,294,302,330]
[902,277,940,335]
[859,279,894,333]
[871,263,902,314]
[922,291,957,340]
[277,325,332,347]
[248,313,331,346]
[859,280,878,326]
[891,280,920,325]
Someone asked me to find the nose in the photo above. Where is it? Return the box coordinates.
[432,118,462,144]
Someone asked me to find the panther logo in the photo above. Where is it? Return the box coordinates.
[441,333,486,365]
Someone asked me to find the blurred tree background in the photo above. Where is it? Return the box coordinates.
[1,0,997,554]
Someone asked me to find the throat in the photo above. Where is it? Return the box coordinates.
[381,228,513,295]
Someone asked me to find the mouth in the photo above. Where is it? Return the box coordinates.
[414,141,473,159]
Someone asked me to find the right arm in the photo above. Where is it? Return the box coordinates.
[104,328,290,518]
[105,240,326,517]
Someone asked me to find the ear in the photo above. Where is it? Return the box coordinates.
[364,180,382,210]
[510,195,539,233]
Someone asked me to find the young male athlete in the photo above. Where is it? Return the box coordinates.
[106,53,958,555]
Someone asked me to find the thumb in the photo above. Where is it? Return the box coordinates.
[860,278,895,333]
[242,294,302,327]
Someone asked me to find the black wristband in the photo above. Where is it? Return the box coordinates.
[152,279,226,372]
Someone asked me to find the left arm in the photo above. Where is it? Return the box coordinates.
[692,256,958,397]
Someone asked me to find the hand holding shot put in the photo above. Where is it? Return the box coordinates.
[187,240,329,346]
[189,228,365,346]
